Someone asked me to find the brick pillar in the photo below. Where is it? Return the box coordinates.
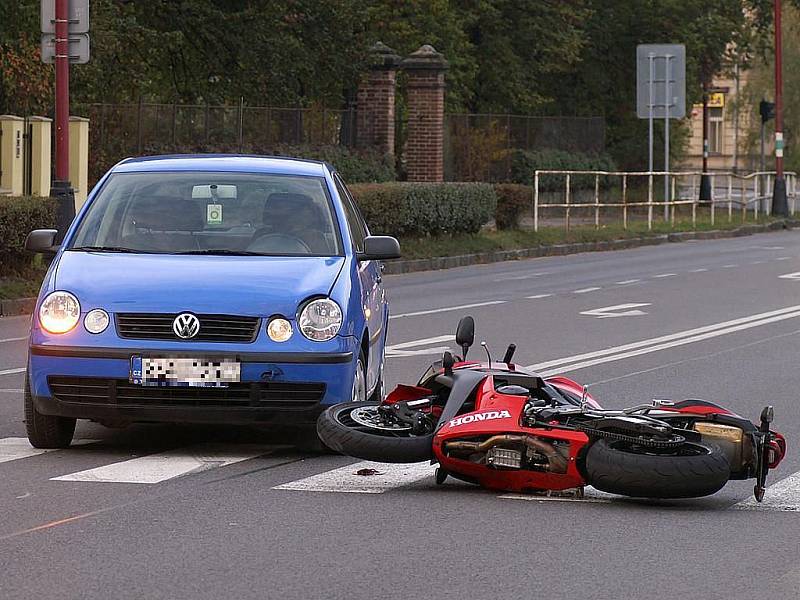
[401,45,448,182]
[356,42,401,156]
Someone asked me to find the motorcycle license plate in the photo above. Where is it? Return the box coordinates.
[130,356,240,387]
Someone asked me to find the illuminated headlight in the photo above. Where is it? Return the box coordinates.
[39,291,80,334]
[299,298,342,341]
[267,317,293,342]
[84,309,110,334]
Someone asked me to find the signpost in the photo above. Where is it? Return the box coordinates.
[41,0,90,238]
[636,44,686,221]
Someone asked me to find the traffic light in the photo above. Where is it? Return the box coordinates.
[760,100,776,124]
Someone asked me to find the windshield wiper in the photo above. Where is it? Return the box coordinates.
[70,246,144,253]
[175,249,269,256]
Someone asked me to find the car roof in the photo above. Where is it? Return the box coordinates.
[111,154,330,177]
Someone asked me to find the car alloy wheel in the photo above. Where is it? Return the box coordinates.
[352,356,367,403]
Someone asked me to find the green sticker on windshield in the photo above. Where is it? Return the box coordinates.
[207,203,223,225]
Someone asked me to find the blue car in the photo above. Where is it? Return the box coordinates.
[24,155,400,449]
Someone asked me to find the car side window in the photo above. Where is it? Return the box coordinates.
[334,175,367,253]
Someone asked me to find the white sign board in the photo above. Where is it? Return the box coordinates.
[636,44,686,119]
[41,0,90,34]
[41,33,91,64]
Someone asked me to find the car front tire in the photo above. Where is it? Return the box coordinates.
[24,373,76,449]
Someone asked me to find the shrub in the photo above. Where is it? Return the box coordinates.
[349,182,497,237]
[510,149,617,191]
[0,196,57,276]
[494,184,533,230]
[271,144,395,183]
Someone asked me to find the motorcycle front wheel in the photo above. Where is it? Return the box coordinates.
[584,439,731,499]
[316,401,435,463]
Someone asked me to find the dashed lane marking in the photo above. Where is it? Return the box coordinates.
[689,268,709,273]
[386,334,454,358]
[390,301,506,320]
[614,279,640,285]
[0,367,25,377]
[779,272,800,280]
[573,287,601,294]
[526,294,553,299]
[653,273,677,278]
[273,460,435,494]
[0,336,26,344]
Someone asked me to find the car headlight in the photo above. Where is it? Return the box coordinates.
[39,291,80,334]
[267,317,293,342]
[298,298,342,341]
[84,309,110,334]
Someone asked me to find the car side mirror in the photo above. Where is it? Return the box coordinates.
[359,236,401,261]
[455,315,475,359]
[25,229,60,255]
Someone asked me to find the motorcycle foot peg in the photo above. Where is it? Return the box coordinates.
[435,468,448,485]
[754,485,765,503]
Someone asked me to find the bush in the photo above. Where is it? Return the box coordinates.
[510,149,617,191]
[494,184,533,230]
[349,183,497,237]
[0,196,57,276]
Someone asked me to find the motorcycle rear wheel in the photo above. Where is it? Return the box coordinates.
[584,439,731,499]
[316,401,434,463]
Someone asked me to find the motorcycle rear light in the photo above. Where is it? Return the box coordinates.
[486,447,522,469]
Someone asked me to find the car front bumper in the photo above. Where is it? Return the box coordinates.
[28,342,357,426]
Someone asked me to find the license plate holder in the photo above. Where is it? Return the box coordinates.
[130,356,241,387]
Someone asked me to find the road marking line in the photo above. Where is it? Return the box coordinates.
[0,438,95,465]
[51,443,271,484]
[386,335,453,358]
[750,261,765,265]
[722,264,738,268]
[614,279,640,285]
[580,303,651,319]
[273,460,435,494]
[526,304,800,373]
[653,273,677,278]
[0,336,26,344]
[526,294,553,299]
[776,256,792,261]
[493,271,550,282]
[733,471,800,512]
[573,287,601,294]
[535,309,800,376]
[390,301,506,320]
[689,268,708,273]
[0,367,25,377]
[779,272,800,280]
[0,388,23,393]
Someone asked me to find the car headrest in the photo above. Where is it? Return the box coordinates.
[131,197,204,231]
[264,193,320,225]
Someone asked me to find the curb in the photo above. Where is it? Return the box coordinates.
[383,219,800,275]
[0,297,35,317]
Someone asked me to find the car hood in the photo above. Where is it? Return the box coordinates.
[54,251,345,316]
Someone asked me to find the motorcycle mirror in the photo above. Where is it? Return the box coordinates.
[442,351,455,376]
[502,343,516,364]
[455,316,475,359]
[760,405,774,425]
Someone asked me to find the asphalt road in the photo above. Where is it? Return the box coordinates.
[2,231,800,600]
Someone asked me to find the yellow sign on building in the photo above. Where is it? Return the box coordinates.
[693,92,725,110]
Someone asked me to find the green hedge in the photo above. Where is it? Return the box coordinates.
[494,184,533,230]
[0,196,57,276]
[349,183,497,237]
[510,149,617,191]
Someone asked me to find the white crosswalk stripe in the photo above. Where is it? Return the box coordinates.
[273,460,436,494]
[0,437,94,464]
[733,471,800,512]
[51,443,274,484]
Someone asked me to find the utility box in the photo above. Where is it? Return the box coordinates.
[28,116,52,196]
[0,115,25,196]
[69,116,90,209]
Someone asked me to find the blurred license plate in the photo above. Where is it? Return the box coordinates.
[130,356,240,387]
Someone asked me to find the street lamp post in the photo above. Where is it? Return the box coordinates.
[772,0,788,216]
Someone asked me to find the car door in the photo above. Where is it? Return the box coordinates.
[334,175,385,394]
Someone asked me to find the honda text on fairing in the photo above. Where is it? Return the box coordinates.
[318,316,786,501]
[24,155,400,449]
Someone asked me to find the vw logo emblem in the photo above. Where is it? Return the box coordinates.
[173,313,200,339]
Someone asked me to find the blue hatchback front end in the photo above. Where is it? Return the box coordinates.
[26,155,396,440]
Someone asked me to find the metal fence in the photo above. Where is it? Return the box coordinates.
[444,114,606,182]
[78,102,358,184]
[533,170,799,232]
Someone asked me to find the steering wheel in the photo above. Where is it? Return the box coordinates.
[248,233,312,254]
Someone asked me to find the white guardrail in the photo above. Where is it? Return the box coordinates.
[533,170,799,232]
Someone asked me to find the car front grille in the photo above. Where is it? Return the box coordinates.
[48,376,326,410]
[116,313,260,343]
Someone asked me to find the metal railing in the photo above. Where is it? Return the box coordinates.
[533,170,799,232]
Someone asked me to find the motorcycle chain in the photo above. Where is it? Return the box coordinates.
[576,424,686,449]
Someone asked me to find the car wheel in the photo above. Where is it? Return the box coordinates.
[351,352,367,403]
[24,373,76,449]
[368,345,385,403]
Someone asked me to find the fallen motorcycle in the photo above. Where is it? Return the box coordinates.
[317,316,786,500]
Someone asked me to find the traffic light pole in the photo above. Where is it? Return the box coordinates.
[51,0,76,241]
[772,0,788,216]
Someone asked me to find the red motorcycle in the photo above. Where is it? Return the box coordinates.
[317,317,786,500]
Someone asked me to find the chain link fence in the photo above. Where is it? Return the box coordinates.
[443,114,606,182]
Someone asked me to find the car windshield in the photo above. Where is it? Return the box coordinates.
[68,171,343,256]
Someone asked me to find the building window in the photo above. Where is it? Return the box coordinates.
[709,107,724,154]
